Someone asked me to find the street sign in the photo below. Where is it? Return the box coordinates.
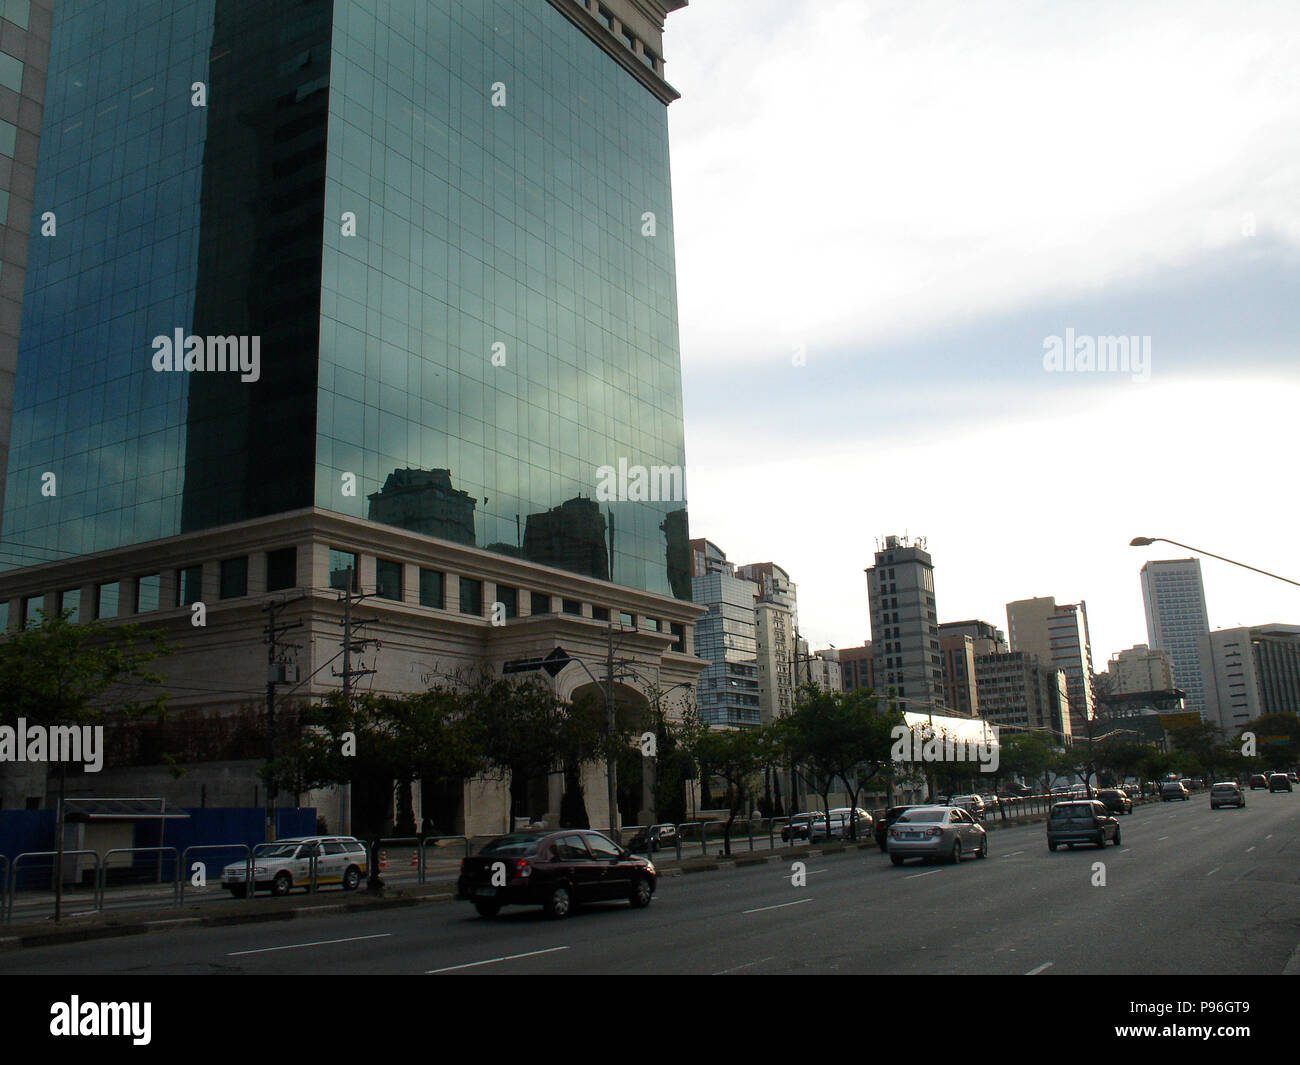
[503,646,572,677]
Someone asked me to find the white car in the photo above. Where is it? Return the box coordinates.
[948,794,987,819]
[221,836,369,897]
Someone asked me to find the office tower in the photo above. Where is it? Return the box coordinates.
[867,534,945,712]
[0,1,52,526]
[689,538,759,727]
[805,645,843,692]
[836,643,875,693]
[1105,644,1176,695]
[1140,558,1211,717]
[974,651,1072,740]
[0,1,702,833]
[1006,596,1095,737]
[939,619,1008,655]
[1202,624,1300,733]
[939,633,978,717]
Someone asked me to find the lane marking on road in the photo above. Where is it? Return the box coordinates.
[1266,834,1274,840]
[743,898,812,915]
[228,933,392,957]
[904,869,943,880]
[1026,962,1054,975]
[1158,836,1168,840]
[713,956,776,975]
[1002,851,1024,858]
[1206,868,1221,877]
[426,946,570,973]
[1247,846,1256,853]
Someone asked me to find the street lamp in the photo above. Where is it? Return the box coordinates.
[1129,537,1300,589]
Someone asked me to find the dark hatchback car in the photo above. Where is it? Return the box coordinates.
[874,806,916,852]
[1047,800,1121,851]
[625,823,681,854]
[458,830,656,919]
[1096,788,1133,815]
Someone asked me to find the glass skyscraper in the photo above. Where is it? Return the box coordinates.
[1,0,690,601]
[1140,558,1211,716]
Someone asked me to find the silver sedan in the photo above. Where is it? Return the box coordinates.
[887,806,988,865]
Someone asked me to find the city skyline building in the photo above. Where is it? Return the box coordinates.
[974,651,1072,740]
[1202,623,1300,733]
[1006,595,1096,737]
[1105,643,1176,695]
[0,0,703,833]
[1140,558,1212,718]
[689,538,760,727]
[867,534,946,714]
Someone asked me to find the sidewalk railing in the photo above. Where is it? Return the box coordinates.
[181,844,253,903]
[5,850,104,924]
[98,847,180,911]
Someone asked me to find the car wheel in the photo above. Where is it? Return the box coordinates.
[1048,840,1057,851]
[1066,843,1074,850]
[949,840,962,864]
[474,900,501,918]
[342,866,361,891]
[629,876,653,909]
[890,854,906,866]
[543,884,572,919]
[1113,828,1121,846]
[271,872,293,898]
[977,835,988,859]
[229,884,247,899]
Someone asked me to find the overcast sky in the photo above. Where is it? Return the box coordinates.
[665,0,1300,663]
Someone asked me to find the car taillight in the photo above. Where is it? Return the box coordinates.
[889,828,899,839]
[928,827,943,837]
[515,859,532,879]
[460,859,468,874]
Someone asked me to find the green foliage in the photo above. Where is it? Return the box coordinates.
[0,609,170,732]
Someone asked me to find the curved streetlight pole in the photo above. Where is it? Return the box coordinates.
[1129,537,1300,589]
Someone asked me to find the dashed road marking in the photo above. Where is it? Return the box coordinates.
[904,869,943,880]
[426,946,570,973]
[229,933,392,957]
[743,898,812,915]
[1026,961,1054,975]
[714,956,776,975]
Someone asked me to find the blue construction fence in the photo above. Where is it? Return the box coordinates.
[0,808,317,889]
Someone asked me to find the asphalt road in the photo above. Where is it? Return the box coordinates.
[2,794,1296,975]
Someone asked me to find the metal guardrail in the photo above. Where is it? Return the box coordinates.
[417,835,471,885]
[98,847,180,911]
[0,855,6,924]
[180,844,253,903]
[5,850,104,924]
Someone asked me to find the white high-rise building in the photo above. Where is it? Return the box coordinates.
[1006,596,1096,737]
[1140,559,1211,717]
[867,535,945,713]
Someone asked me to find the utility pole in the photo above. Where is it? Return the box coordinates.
[262,594,304,841]
[332,568,377,879]
[606,618,618,840]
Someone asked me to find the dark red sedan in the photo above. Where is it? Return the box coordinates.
[458,829,656,919]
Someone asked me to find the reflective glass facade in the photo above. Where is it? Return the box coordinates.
[2,0,691,602]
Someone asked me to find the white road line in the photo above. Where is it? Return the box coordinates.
[426,946,570,974]
[743,898,812,915]
[1158,836,1168,840]
[713,956,776,975]
[905,869,943,880]
[1026,961,1054,976]
[1266,834,1273,839]
[1206,868,1221,877]
[1247,846,1256,853]
[1002,851,1024,858]
[228,933,392,957]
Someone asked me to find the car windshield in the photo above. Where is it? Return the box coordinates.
[1051,804,1093,819]
[478,835,544,857]
[1212,784,1236,792]
[898,809,947,823]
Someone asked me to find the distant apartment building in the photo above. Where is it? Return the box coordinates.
[974,652,1072,740]
[1006,596,1096,737]
[753,596,795,723]
[867,535,945,713]
[939,633,979,717]
[1140,558,1211,717]
[837,643,875,693]
[806,645,844,692]
[689,539,760,728]
[1106,644,1176,695]
[1202,624,1300,733]
[939,619,1008,655]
